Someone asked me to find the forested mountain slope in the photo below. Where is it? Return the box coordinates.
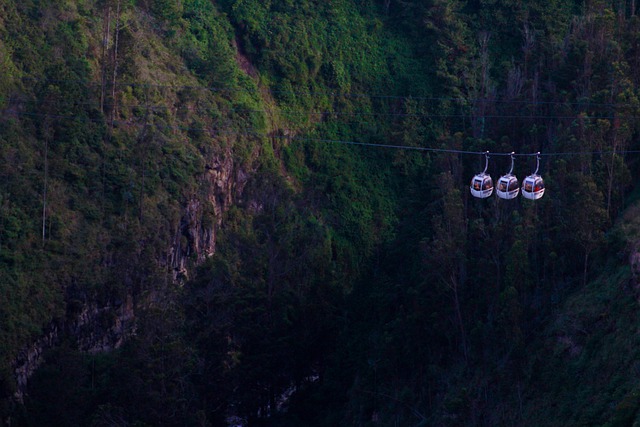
[2,0,640,425]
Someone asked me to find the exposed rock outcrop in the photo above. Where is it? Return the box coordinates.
[169,147,252,281]
[12,294,135,403]
[11,142,257,402]
[12,325,59,403]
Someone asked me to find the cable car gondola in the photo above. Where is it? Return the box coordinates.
[522,152,545,200]
[470,151,493,199]
[496,152,519,200]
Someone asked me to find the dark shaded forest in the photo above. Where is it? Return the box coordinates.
[2,0,640,425]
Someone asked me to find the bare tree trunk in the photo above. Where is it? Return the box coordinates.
[111,0,121,126]
[100,6,111,114]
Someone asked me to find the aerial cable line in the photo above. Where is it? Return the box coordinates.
[5,109,640,159]
[292,138,640,157]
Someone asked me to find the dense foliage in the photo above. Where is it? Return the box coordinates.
[3,0,640,425]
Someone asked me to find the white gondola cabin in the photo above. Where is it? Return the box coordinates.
[496,152,519,200]
[522,152,545,200]
[470,152,493,199]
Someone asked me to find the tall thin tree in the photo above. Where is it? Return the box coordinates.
[100,5,111,114]
[111,0,121,127]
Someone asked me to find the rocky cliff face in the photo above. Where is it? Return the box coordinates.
[11,141,257,402]
[12,326,59,404]
[169,146,253,280]
[12,294,135,403]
